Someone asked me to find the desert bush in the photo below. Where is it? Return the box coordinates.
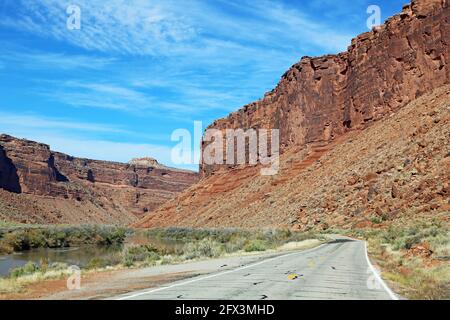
[224,236,247,253]
[143,227,320,258]
[378,221,449,251]
[0,242,13,255]
[181,239,223,260]
[146,227,251,243]
[160,255,177,265]
[122,244,160,267]
[0,225,128,253]
[385,264,450,300]
[244,239,267,252]
[85,257,102,269]
[9,262,39,278]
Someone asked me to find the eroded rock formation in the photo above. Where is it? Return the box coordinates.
[0,134,198,224]
[135,0,449,229]
[201,0,449,176]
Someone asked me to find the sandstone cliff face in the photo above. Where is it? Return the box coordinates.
[136,84,450,230]
[135,0,449,229]
[201,0,449,176]
[0,134,198,224]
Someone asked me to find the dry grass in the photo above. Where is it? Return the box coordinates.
[350,216,450,300]
[277,239,323,251]
[0,267,73,295]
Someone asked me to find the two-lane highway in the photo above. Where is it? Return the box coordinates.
[114,238,397,300]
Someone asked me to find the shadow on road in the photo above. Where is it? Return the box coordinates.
[327,238,355,244]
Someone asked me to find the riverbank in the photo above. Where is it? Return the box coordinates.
[0,238,324,300]
[0,223,127,255]
[0,226,324,297]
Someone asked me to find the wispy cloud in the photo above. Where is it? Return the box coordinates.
[0,50,115,70]
[0,0,198,56]
[1,0,356,118]
[0,112,127,133]
[29,79,151,112]
[2,0,352,57]
[36,78,246,115]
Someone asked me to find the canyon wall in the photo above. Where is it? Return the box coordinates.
[136,85,450,229]
[135,0,449,229]
[201,0,449,176]
[0,134,198,224]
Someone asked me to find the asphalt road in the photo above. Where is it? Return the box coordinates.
[115,238,397,300]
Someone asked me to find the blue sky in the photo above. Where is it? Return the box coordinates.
[0,0,405,171]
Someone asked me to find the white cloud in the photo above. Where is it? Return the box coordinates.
[0,111,174,142]
[1,51,115,70]
[0,112,127,133]
[1,0,356,119]
[35,80,154,112]
[0,0,198,56]
[3,0,352,57]
[36,79,241,115]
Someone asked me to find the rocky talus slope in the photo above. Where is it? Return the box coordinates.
[136,0,449,229]
[0,135,198,225]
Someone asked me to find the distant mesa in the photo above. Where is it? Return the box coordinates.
[129,157,160,168]
[0,134,199,225]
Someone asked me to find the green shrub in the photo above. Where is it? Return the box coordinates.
[224,236,247,253]
[143,227,318,258]
[122,244,160,267]
[0,241,13,254]
[26,229,47,248]
[160,255,177,265]
[9,262,39,278]
[85,257,106,270]
[244,240,267,252]
[182,239,223,260]
[0,225,129,253]
[39,257,49,274]
[353,217,450,299]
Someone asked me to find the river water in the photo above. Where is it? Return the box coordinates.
[0,245,122,277]
[0,235,186,277]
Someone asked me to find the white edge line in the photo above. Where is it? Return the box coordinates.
[115,243,327,300]
[364,241,399,300]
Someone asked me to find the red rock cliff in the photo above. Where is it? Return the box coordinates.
[0,134,199,223]
[201,0,449,176]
